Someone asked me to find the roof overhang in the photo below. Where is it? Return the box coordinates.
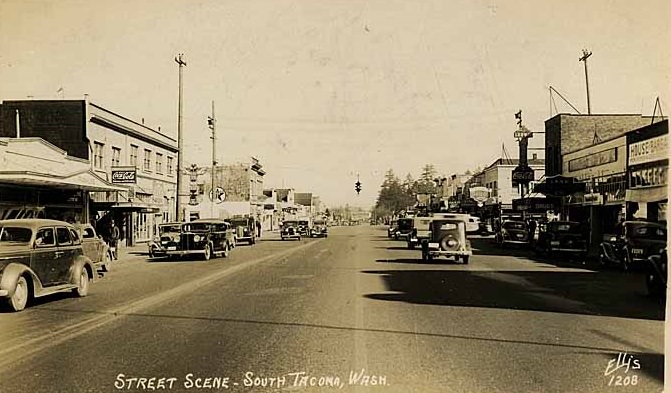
[0,170,129,192]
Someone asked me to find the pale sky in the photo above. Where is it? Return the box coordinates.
[1,0,669,208]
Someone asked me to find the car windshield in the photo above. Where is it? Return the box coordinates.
[299,221,309,225]
[182,223,210,232]
[0,226,33,244]
[398,219,413,229]
[503,221,527,230]
[630,225,666,240]
[548,222,580,232]
[159,225,181,234]
[229,219,249,227]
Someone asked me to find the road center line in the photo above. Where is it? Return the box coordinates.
[0,239,323,370]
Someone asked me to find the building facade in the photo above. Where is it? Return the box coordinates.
[0,99,178,245]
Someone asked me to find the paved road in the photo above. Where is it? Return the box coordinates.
[0,226,665,393]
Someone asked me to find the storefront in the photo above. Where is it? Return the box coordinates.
[0,138,125,223]
[626,120,668,223]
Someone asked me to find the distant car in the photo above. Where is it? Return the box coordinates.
[495,220,531,246]
[645,247,667,298]
[0,219,96,311]
[421,219,472,263]
[430,213,480,234]
[387,224,398,238]
[148,222,181,258]
[311,221,328,238]
[394,218,414,240]
[75,223,111,272]
[408,217,435,249]
[164,219,234,260]
[229,216,257,245]
[599,221,667,271]
[281,221,301,241]
[535,221,587,257]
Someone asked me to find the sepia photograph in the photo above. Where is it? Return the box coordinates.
[0,0,668,392]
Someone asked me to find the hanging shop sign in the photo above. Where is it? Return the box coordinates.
[469,186,489,204]
[628,134,667,166]
[111,167,137,184]
[629,165,668,189]
[511,166,535,187]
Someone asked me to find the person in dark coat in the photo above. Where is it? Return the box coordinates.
[107,220,120,260]
[256,219,262,238]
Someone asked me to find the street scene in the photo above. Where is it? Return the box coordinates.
[0,1,668,392]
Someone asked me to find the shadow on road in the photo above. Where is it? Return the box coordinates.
[362,268,665,321]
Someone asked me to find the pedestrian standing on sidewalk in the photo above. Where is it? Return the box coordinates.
[108,220,120,260]
[256,218,262,238]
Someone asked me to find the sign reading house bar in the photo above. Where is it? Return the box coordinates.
[111,167,137,184]
[628,134,667,166]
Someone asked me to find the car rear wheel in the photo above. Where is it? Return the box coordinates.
[203,244,212,261]
[74,268,89,297]
[9,276,29,312]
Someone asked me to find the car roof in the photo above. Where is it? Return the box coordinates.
[0,219,74,229]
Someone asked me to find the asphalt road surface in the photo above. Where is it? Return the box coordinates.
[0,226,665,393]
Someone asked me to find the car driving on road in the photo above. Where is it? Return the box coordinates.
[163,219,235,260]
[0,219,96,311]
[421,219,472,263]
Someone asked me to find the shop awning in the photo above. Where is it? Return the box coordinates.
[625,187,668,203]
[0,170,128,192]
[109,201,161,213]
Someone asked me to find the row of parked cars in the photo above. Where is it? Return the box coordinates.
[280,219,328,241]
[0,216,268,312]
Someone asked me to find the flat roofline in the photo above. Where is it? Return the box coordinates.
[89,102,177,143]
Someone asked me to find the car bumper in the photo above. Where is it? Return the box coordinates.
[547,247,587,253]
[164,249,206,256]
[0,289,7,297]
[428,250,473,256]
[503,240,529,244]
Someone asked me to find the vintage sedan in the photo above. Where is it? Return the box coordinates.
[229,216,257,245]
[0,219,95,311]
[75,223,111,272]
[163,219,235,261]
[535,221,587,257]
[495,220,531,246]
[394,218,414,240]
[281,220,301,241]
[599,221,667,271]
[148,222,182,258]
[421,219,472,263]
[311,220,328,238]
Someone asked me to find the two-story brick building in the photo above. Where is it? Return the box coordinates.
[0,99,178,245]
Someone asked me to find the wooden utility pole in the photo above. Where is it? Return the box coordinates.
[175,53,187,221]
[579,49,592,115]
[208,101,217,218]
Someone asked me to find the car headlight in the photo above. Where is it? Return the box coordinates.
[193,235,201,242]
[447,239,457,247]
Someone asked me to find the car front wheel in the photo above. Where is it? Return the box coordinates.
[102,252,112,272]
[74,268,90,297]
[9,276,29,311]
[203,244,212,261]
[222,244,230,258]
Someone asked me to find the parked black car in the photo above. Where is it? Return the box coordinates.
[229,216,257,245]
[599,221,666,271]
[164,219,235,261]
[535,221,587,257]
[311,220,328,238]
[645,248,667,298]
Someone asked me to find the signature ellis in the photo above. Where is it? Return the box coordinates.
[604,352,641,387]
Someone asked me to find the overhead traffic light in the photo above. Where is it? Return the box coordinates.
[355,180,362,194]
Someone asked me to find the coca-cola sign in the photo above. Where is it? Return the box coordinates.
[111,168,137,184]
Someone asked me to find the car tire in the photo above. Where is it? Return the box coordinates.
[203,244,212,261]
[462,256,470,264]
[102,252,112,272]
[74,268,89,297]
[646,271,664,297]
[222,244,230,258]
[9,276,29,312]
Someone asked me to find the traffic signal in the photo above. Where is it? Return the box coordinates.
[355,180,362,194]
[515,110,522,127]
